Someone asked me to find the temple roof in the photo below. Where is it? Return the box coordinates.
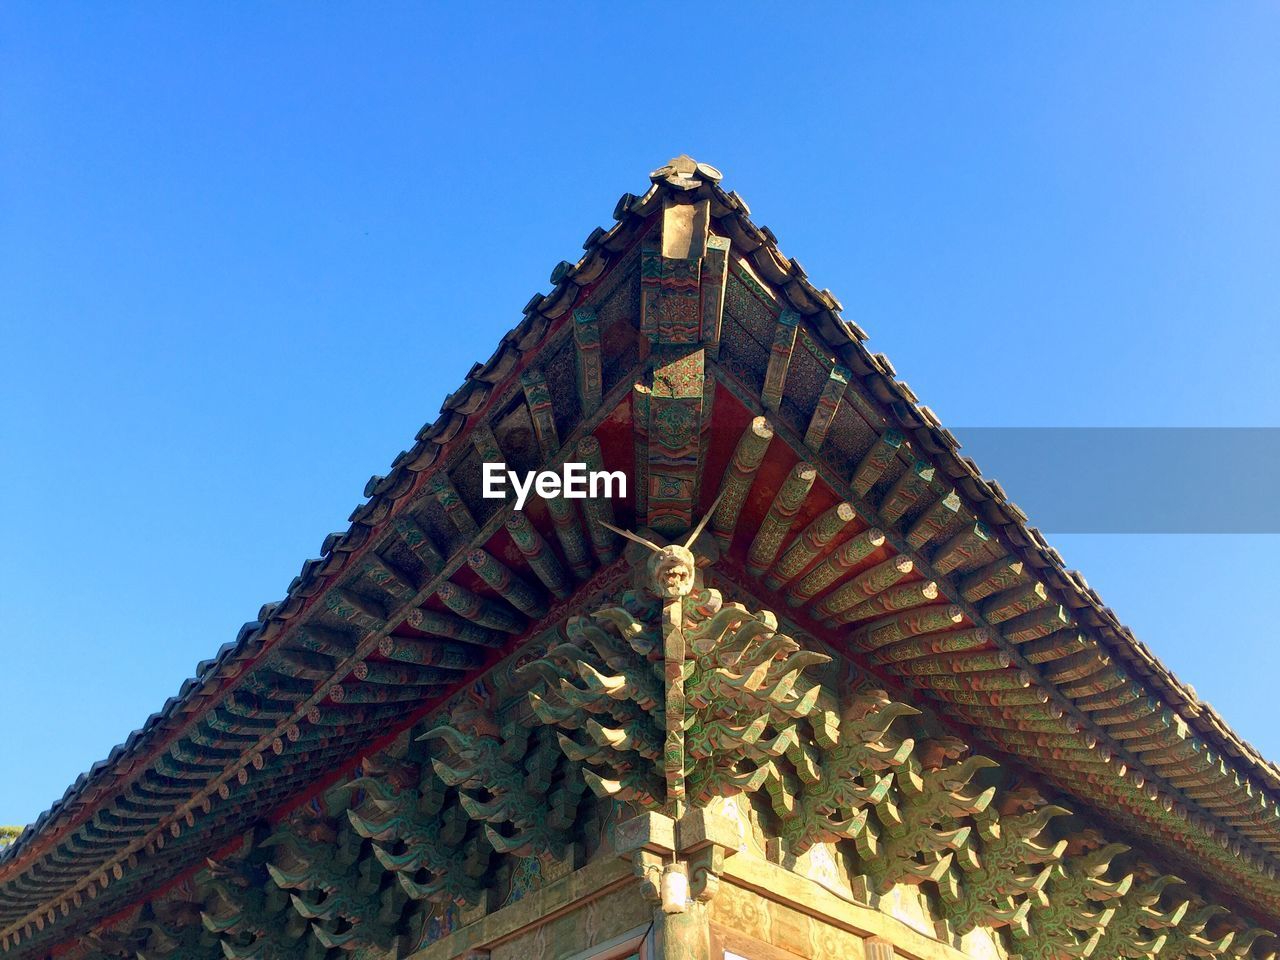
[4,155,1279,952]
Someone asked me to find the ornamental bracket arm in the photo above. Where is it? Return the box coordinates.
[611,808,740,904]
[613,812,678,902]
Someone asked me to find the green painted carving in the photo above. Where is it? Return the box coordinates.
[1012,831,1132,960]
[518,532,933,867]
[343,758,490,906]
[777,688,918,854]
[134,901,220,960]
[202,852,311,960]
[939,788,1069,935]
[262,817,408,955]
[421,698,586,858]
[1226,929,1278,960]
[1162,902,1236,958]
[1088,871,1189,960]
[681,600,828,810]
[524,571,835,820]
[523,595,666,808]
[82,901,219,960]
[856,737,998,897]
[476,527,1280,960]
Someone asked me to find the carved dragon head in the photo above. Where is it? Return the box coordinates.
[600,492,723,598]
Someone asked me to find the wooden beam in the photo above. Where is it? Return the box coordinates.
[1002,605,1071,643]
[763,502,858,591]
[701,236,730,355]
[357,554,416,602]
[289,623,359,657]
[545,494,593,581]
[505,512,571,600]
[274,648,339,682]
[879,458,935,526]
[803,364,850,452]
[328,683,437,706]
[980,582,1049,624]
[905,490,961,550]
[377,635,486,671]
[427,472,478,539]
[746,461,816,577]
[931,522,996,576]
[869,627,994,666]
[709,417,773,548]
[520,369,560,459]
[851,429,904,498]
[958,557,1025,603]
[826,581,940,627]
[573,308,603,410]
[761,310,800,411]
[812,555,915,621]
[324,589,387,632]
[466,549,547,618]
[351,660,463,685]
[786,527,886,607]
[1019,630,1092,664]
[889,649,1013,676]
[436,581,524,634]
[1040,649,1112,685]
[390,515,444,575]
[404,607,503,647]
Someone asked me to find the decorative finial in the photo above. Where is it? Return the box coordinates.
[648,155,723,187]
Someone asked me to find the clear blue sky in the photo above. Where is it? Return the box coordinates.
[2,5,1278,827]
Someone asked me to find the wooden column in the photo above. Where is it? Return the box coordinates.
[653,902,712,960]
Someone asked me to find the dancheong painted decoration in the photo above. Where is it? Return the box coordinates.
[3,157,1279,960]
